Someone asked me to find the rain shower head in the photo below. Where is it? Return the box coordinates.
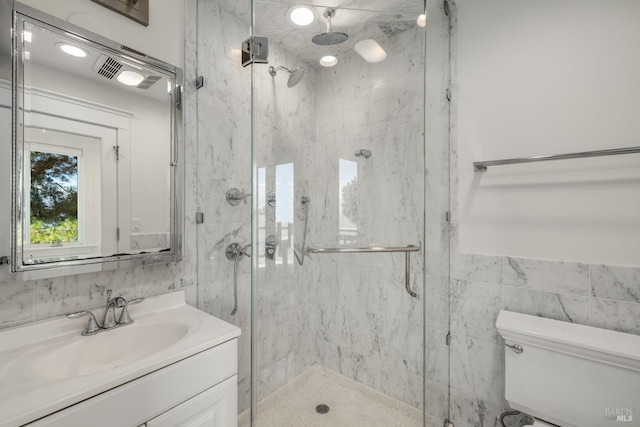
[269,65,306,88]
[312,8,349,46]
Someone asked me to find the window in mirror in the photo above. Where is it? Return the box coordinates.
[23,127,103,263]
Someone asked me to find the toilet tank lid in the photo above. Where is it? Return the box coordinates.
[496,310,640,371]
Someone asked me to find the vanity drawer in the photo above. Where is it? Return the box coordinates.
[25,339,237,427]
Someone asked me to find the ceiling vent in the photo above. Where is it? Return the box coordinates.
[137,75,161,89]
[95,55,122,80]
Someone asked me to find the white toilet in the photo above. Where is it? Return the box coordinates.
[496,310,640,427]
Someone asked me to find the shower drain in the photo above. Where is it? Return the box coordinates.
[315,404,330,414]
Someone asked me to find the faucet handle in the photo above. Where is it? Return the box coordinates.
[67,311,101,336]
[117,297,145,326]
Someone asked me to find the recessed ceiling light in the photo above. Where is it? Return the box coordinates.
[287,5,317,27]
[57,43,88,58]
[319,55,337,67]
[355,39,387,63]
[417,14,427,27]
[117,70,145,86]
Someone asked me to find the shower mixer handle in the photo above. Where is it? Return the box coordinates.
[226,187,250,206]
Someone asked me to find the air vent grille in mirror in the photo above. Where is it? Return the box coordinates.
[120,44,147,57]
[137,75,161,89]
[97,57,122,80]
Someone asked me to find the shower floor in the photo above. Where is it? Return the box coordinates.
[238,365,426,427]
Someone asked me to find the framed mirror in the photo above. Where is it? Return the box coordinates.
[8,3,184,273]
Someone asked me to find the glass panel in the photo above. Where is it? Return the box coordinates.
[251,0,433,425]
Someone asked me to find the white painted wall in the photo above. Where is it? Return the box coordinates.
[19,0,184,68]
[456,0,640,266]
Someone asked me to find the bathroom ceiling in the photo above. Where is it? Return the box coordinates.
[216,0,425,69]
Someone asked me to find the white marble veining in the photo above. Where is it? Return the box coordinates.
[450,253,503,283]
[590,264,640,303]
[504,257,590,296]
[450,334,503,406]
[503,286,589,325]
[451,279,503,343]
[590,298,640,335]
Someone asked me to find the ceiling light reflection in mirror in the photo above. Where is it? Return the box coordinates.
[57,43,88,58]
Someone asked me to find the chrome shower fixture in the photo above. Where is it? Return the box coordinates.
[312,8,349,46]
[269,65,306,88]
[355,149,372,158]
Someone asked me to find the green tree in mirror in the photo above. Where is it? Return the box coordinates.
[30,152,79,244]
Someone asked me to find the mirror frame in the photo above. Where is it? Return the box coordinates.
[8,2,184,274]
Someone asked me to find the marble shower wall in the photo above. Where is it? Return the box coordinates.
[194,0,318,412]
[447,3,640,426]
[0,2,198,333]
[194,0,253,413]
[311,25,427,412]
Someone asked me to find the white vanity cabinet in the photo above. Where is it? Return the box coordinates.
[0,292,241,427]
[25,339,238,427]
[144,375,237,427]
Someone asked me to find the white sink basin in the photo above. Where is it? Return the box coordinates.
[0,291,241,427]
[5,322,189,382]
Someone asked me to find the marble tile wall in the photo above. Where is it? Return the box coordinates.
[312,23,428,413]
[0,1,199,332]
[193,0,253,412]
[194,0,318,412]
[448,4,640,426]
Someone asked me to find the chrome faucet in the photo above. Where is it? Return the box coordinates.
[101,290,119,330]
[66,290,144,336]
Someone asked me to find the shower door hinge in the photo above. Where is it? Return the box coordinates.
[446,331,451,345]
[196,76,204,89]
[445,211,451,223]
[116,227,120,241]
[241,36,269,67]
[446,88,452,102]
[176,85,183,110]
[195,212,204,224]
[444,0,450,16]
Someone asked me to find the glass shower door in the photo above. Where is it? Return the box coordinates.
[249,1,448,425]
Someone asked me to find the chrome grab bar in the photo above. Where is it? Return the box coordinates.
[473,146,640,171]
[306,245,421,254]
[306,243,421,297]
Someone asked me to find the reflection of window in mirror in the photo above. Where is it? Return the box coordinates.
[22,127,102,263]
[275,163,294,265]
[339,159,358,245]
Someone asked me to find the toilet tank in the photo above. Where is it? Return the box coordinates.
[496,310,640,427]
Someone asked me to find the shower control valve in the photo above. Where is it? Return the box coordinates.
[226,187,250,206]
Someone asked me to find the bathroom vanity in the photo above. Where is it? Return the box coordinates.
[0,292,241,427]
